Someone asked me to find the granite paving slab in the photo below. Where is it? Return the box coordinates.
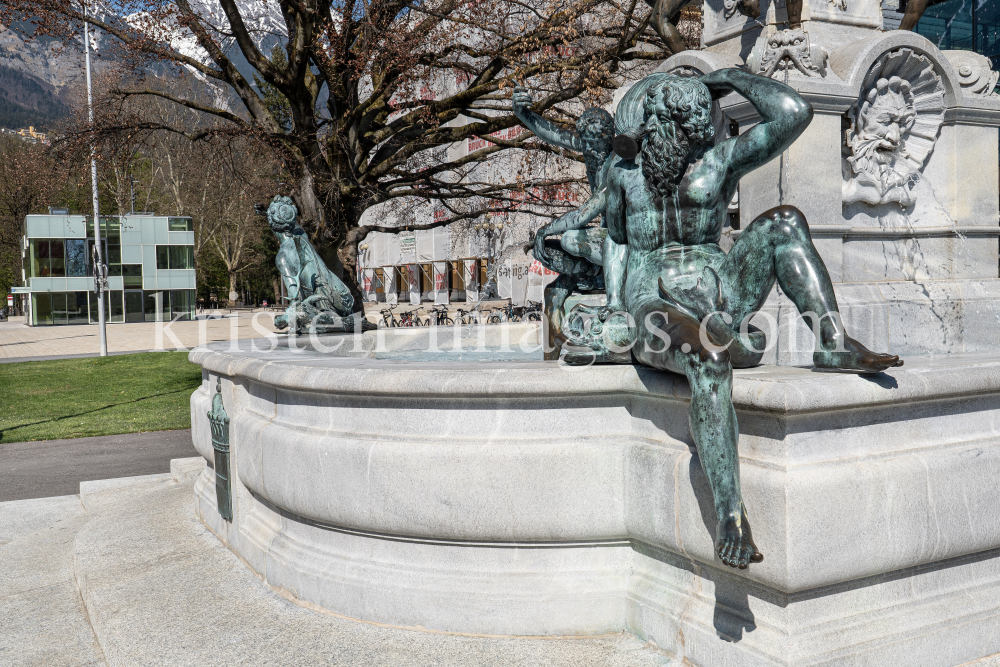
[72,470,673,667]
[0,494,105,667]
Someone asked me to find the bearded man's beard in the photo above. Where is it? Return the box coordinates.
[641,118,697,198]
[848,134,914,190]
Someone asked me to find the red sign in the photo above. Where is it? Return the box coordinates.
[529,260,557,277]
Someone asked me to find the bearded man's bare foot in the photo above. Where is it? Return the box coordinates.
[813,335,903,373]
[716,507,763,569]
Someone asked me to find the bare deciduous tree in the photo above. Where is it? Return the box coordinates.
[4,0,668,310]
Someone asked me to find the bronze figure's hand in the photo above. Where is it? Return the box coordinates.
[512,87,533,115]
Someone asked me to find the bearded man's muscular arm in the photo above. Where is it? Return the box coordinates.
[700,69,812,184]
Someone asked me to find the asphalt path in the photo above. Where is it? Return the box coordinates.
[0,429,199,501]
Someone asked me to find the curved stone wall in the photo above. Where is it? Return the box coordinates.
[189,342,1000,666]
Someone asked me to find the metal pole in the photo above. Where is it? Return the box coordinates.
[84,2,108,356]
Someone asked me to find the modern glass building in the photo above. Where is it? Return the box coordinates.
[22,213,197,326]
[885,0,1000,69]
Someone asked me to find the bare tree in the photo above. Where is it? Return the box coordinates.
[5,0,668,310]
[0,136,73,299]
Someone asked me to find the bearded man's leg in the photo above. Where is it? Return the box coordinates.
[716,205,900,372]
[633,302,762,569]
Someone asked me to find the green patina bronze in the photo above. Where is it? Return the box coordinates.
[260,196,374,334]
[207,377,232,522]
[563,69,902,569]
[513,88,614,357]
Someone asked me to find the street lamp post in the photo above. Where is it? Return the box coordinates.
[358,243,370,300]
[84,2,108,356]
[472,220,504,299]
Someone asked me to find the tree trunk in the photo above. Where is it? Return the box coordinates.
[333,243,366,315]
[229,273,238,304]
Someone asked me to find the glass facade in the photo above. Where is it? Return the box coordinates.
[29,239,91,278]
[156,244,194,270]
[30,289,197,325]
[23,213,196,326]
[911,0,1000,68]
[87,218,123,277]
[32,292,90,326]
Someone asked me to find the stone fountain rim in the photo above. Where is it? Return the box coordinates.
[189,346,1000,415]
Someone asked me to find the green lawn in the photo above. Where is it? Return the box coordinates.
[0,352,202,443]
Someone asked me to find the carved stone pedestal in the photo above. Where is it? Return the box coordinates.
[190,341,1000,666]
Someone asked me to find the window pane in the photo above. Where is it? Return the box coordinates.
[123,264,143,288]
[156,246,169,270]
[69,292,89,324]
[124,290,144,322]
[169,289,195,321]
[49,240,65,277]
[89,290,113,324]
[109,290,124,323]
[95,218,121,244]
[107,244,121,265]
[33,293,52,325]
[51,292,68,325]
[30,240,49,278]
[105,219,120,244]
[66,239,87,277]
[168,245,194,269]
[169,217,192,231]
[915,0,972,50]
[145,290,163,322]
[977,0,1000,61]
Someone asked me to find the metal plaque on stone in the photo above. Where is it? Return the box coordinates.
[207,377,232,522]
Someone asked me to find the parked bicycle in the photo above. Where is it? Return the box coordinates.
[380,303,422,327]
[410,308,431,327]
[428,305,454,326]
[380,304,398,328]
[520,303,543,322]
[488,300,519,323]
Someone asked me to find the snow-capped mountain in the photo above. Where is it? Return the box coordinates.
[0,0,286,127]
[125,0,286,87]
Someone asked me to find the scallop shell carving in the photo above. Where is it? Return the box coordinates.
[842,48,945,207]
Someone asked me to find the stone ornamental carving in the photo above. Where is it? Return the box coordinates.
[843,48,944,207]
[746,29,828,78]
[722,0,759,19]
[943,50,999,97]
[207,377,232,522]
[666,65,701,78]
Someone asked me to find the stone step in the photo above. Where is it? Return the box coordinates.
[0,495,105,667]
[68,462,673,667]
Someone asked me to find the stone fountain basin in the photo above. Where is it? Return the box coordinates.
[189,333,1000,667]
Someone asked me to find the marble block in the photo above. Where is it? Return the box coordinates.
[189,344,1000,666]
